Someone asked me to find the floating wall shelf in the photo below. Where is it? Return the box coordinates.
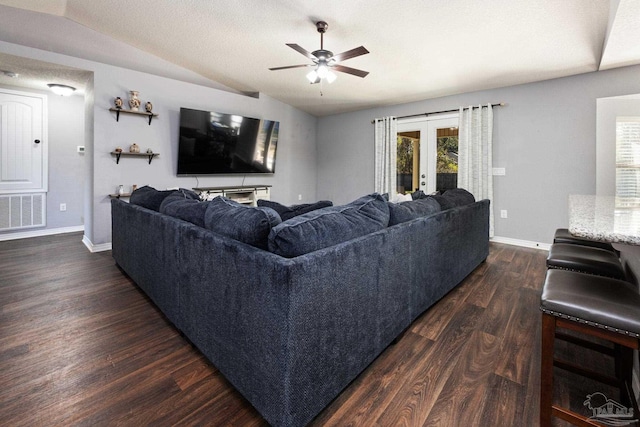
[109,107,158,125]
[111,151,159,164]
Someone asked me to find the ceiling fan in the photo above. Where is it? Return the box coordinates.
[269,21,369,84]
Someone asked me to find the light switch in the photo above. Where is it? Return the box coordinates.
[492,167,506,176]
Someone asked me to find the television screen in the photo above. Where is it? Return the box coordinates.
[177,108,279,175]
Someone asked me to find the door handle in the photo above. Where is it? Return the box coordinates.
[34,139,40,144]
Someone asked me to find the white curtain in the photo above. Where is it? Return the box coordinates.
[374,116,398,198]
[459,104,494,236]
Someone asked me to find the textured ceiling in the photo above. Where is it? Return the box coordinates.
[0,0,637,116]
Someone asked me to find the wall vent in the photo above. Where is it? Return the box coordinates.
[0,193,46,231]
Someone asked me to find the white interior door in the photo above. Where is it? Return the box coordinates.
[0,89,47,194]
[398,114,458,194]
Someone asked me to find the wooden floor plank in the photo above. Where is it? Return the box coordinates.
[0,233,617,426]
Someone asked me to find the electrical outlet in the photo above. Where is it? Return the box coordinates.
[492,167,506,176]
[500,209,507,219]
[298,194,302,201]
[60,203,67,212]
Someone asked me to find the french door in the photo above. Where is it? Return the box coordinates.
[397,114,458,194]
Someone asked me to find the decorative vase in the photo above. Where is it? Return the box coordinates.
[129,143,140,153]
[145,101,153,113]
[128,91,140,111]
[118,185,125,195]
[114,97,123,109]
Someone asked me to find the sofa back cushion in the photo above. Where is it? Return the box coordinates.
[442,188,476,206]
[130,186,175,211]
[204,197,282,249]
[257,199,333,221]
[388,197,441,225]
[159,189,207,227]
[268,193,390,258]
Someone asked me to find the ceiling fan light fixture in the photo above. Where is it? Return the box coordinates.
[47,83,76,96]
[306,70,318,83]
[316,63,329,79]
[326,70,337,84]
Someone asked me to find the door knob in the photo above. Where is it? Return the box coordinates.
[34,139,40,144]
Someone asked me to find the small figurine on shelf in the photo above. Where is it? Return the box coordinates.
[129,143,140,153]
[114,97,123,109]
[145,101,153,113]
[146,148,153,154]
[129,90,140,111]
[114,147,123,153]
[131,185,138,193]
[117,185,125,195]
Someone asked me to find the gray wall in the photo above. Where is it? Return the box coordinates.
[0,84,85,235]
[0,45,317,247]
[317,65,640,245]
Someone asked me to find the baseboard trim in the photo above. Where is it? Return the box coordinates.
[82,235,112,253]
[0,225,84,242]
[491,236,551,251]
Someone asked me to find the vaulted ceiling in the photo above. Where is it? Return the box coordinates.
[0,0,638,117]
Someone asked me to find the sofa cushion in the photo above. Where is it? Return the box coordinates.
[257,199,333,221]
[159,190,208,227]
[129,186,175,211]
[428,194,456,210]
[442,188,476,206]
[388,197,441,225]
[268,193,390,258]
[204,197,282,249]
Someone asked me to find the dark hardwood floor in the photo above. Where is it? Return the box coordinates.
[0,233,617,426]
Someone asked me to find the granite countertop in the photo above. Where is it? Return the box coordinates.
[569,195,640,245]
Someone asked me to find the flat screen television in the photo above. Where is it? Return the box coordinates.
[177,107,279,175]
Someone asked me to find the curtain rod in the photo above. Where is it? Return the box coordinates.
[371,102,505,124]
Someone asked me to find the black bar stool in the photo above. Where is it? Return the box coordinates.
[540,269,640,426]
[554,228,616,253]
[547,243,626,280]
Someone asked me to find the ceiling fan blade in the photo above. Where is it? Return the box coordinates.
[332,46,369,62]
[269,64,312,71]
[286,43,316,60]
[332,64,369,78]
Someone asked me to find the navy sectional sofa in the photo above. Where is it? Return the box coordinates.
[111,192,490,427]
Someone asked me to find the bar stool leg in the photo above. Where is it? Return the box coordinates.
[615,344,634,407]
[540,313,556,427]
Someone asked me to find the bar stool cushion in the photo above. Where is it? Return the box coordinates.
[541,269,640,337]
[553,228,615,252]
[547,243,625,280]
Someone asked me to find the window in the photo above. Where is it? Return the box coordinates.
[615,117,640,207]
[436,128,458,192]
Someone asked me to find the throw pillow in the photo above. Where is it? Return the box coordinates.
[268,193,389,258]
[387,197,441,225]
[411,190,426,200]
[257,199,333,221]
[442,188,476,206]
[129,186,174,211]
[204,197,282,249]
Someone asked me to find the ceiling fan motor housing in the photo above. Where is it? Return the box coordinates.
[312,49,333,61]
[316,21,328,33]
